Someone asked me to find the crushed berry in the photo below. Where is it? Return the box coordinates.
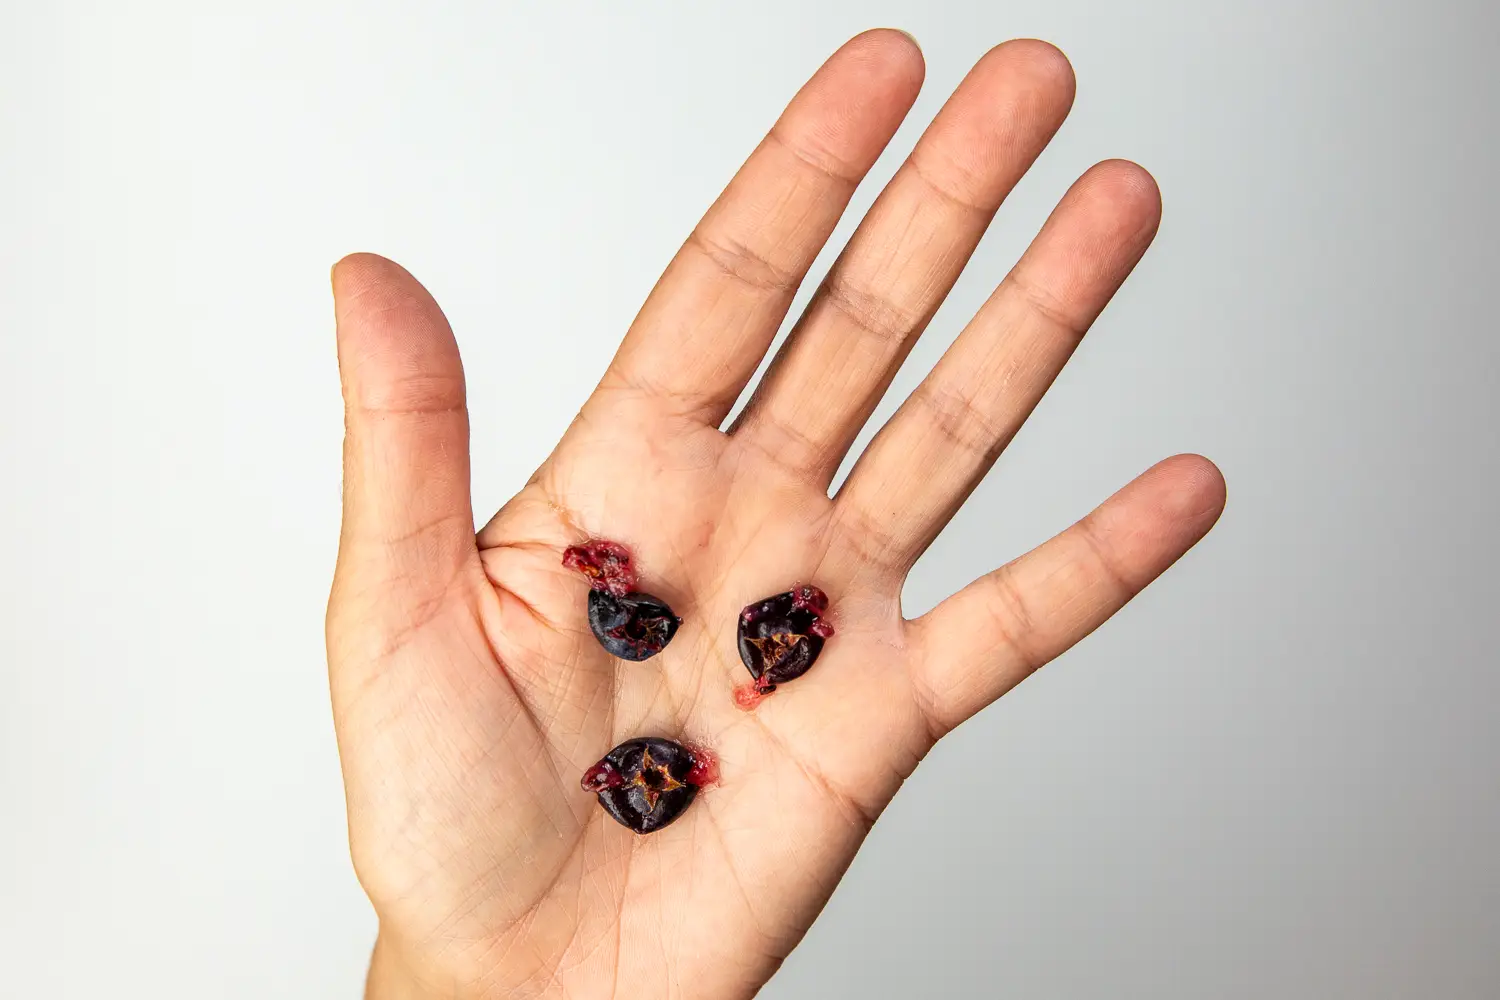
[586,590,681,660]
[562,539,635,597]
[581,737,714,834]
[564,540,681,660]
[736,585,834,699]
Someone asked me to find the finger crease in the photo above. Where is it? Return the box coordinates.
[765,124,865,186]
[750,713,878,831]
[819,274,924,348]
[908,380,1010,462]
[982,564,1046,678]
[361,556,475,661]
[904,643,952,745]
[346,400,466,419]
[734,413,829,483]
[828,502,907,575]
[1004,268,1090,339]
[906,154,997,216]
[1075,516,1140,604]
[685,227,801,294]
[363,509,474,549]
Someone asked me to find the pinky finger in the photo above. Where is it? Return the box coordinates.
[908,454,1226,735]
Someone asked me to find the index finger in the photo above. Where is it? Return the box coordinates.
[601,29,924,424]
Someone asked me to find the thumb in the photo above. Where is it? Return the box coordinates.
[328,253,477,637]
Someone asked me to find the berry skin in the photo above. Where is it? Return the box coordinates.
[563,540,680,660]
[736,585,835,699]
[581,737,714,834]
[587,590,681,661]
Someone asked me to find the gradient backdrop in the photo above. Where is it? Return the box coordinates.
[2,2,1497,997]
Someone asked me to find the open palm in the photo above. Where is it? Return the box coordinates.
[326,32,1225,1000]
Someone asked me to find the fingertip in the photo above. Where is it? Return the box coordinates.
[328,253,462,415]
[985,38,1077,108]
[775,27,927,183]
[850,26,926,77]
[331,252,409,305]
[998,38,1074,77]
[1089,159,1161,212]
[330,253,444,340]
[1154,453,1228,530]
[1068,160,1163,249]
[919,37,1076,199]
[834,27,927,101]
[892,27,923,57]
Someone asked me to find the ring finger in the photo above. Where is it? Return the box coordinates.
[832,160,1163,577]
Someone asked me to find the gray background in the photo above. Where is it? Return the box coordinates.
[2,1,1497,997]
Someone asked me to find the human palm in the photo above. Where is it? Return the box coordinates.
[326,31,1225,1000]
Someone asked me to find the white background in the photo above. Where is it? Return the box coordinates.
[2,2,1497,997]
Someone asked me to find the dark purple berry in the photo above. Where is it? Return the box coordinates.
[587,589,681,661]
[581,737,715,834]
[564,540,680,660]
[735,585,835,702]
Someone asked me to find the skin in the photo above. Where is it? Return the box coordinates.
[327,30,1227,1000]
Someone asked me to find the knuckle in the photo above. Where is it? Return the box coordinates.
[908,380,1007,461]
[819,274,923,345]
[686,228,799,293]
[981,565,1046,676]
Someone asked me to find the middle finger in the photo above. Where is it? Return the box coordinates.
[730,40,1075,484]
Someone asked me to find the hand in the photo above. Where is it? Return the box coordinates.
[326,30,1225,1000]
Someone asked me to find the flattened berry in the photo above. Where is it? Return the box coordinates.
[581,737,712,834]
[564,540,681,660]
[587,589,681,661]
[736,585,835,697]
